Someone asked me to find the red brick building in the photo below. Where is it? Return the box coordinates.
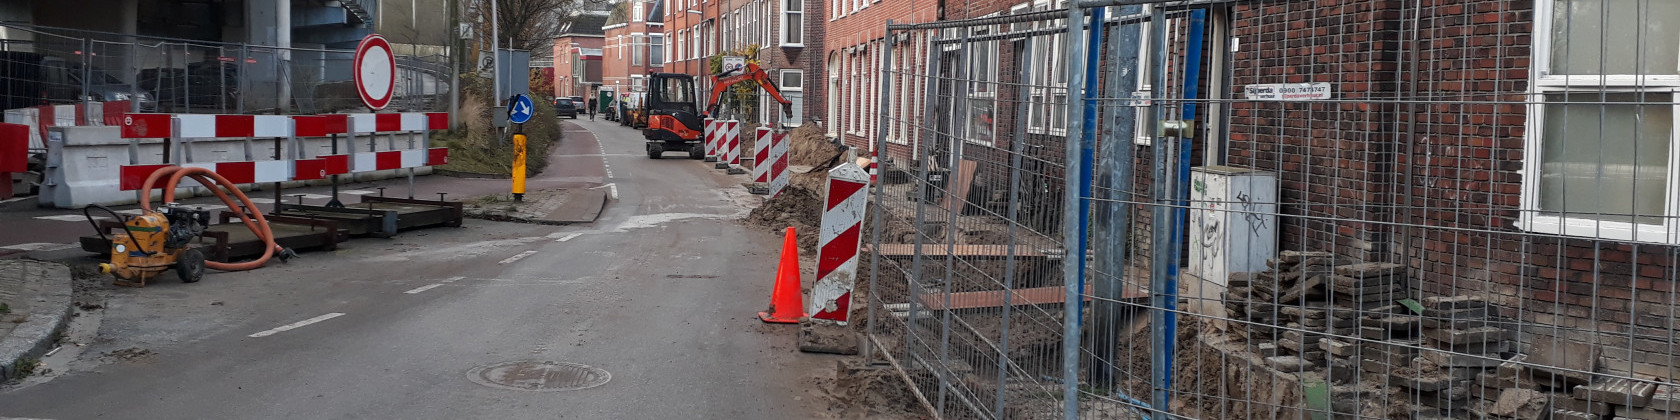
[602,0,665,101]
[552,10,609,100]
[658,0,715,109]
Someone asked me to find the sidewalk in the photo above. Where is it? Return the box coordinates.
[0,260,72,381]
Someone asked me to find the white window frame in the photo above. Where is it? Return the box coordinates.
[780,70,804,126]
[829,53,841,137]
[1134,9,1157,145]
[632,34,646,66]
[651,34,666,66]
[1519,0,1680,243]
[781,0,804,47]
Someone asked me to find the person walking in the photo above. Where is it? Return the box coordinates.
[587,98,597,121]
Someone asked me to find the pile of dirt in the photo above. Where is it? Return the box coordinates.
[746,186,825,253]
[822,359,927,419]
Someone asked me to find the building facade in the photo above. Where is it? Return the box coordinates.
[602,0,665,102]
[553,10,610,100]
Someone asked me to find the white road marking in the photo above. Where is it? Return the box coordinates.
[498,250,539,264]
[248,313,345,338]
[589,183,619,200]
[115,209,145,215]
[0,242,77,251]
[341,190,376,195]
[34,215,104,222]
[555,233,583,242]
[403,284,444,294]
[0,196,33,204]
[295,193,331,200]
[246,198,276,204]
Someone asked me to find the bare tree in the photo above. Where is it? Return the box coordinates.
[466,0,592,60]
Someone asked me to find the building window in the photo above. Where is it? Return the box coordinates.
[829,54,841,137]
[651,34,665,66]
[635,2,646,22]
[967,25,998,146]
[1522,0,1680,242]
[781,0,803,46]
[780,70,804,126]
[632,35,646,66]
[704,21,715,58]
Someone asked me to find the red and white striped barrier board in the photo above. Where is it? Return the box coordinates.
[752,127,771,183]
[703,118,717,158]
[115,112,450,190]
[808,162,871,325]
[769,131,790,197]
[4,102,133,150]
[724,120,741,167]
[868,150,879,185]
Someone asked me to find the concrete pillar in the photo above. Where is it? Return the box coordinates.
[246,0,293,113]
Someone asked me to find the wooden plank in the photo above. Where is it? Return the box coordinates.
[915,284,1148,311]
[939,159,979,213]
[865,243,1048,259]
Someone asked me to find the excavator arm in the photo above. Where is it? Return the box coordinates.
[706,63,794,120]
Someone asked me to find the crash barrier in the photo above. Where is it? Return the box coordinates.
[725,120,742,170]
[703,118,718,162]
[1,123,26,199]
[4,101,134,150]
[38,112,448,208]
[753,127,772,183]
[807,162,870,325]
[768,130,789,198]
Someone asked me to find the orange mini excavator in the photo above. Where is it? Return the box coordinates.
[641,63,794,159]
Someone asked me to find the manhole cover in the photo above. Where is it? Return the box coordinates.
[467,361,611,391]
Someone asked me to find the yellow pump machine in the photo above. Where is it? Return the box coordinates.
[89,166,291,287]
[88,204,210,286]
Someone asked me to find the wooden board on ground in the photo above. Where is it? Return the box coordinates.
[866,243,1048,259]
[914,284,1147,311]
[939,159,978,213]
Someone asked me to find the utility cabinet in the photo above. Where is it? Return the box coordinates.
[1188,166,1278,285]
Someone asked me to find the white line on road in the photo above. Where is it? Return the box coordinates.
[33,215,105,222]
[0,196,33,205]
[498,250,539,264]
[589,183,619,200]
[403,284,444,294]
[248,313,345,338]
[555,233,583,242]
[0,242,77,251]
[341,190,376,196]
[295,193,331,200]
[246,198,276,204]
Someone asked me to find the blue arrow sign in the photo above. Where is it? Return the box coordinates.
[508,94,534,125]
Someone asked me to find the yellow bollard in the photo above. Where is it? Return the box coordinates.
[512,133,528,201]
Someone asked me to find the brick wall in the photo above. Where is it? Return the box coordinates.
[1229,0,1680,379]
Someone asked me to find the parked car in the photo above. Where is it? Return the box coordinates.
[567,96,587,113]
[138,62,240,109]
[0,51,156,111]
[555,98,578,118]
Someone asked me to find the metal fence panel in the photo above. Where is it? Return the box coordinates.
[865,1,1680,419]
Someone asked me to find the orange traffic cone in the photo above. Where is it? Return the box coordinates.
[759,227,805,324]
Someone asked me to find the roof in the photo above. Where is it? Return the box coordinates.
[647,0,664,23]
[604,2,630,26]
[557,13,610,36]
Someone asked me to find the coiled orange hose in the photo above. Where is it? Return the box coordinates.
[137,166,284,271]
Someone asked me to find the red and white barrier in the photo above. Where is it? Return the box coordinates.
[4,102,131,150]
[808,162,870,325]
[703,118,717,160]
[724,120,741,167]
[769,130,790,197]
[752,127,771,183]
[868,150,879,185]
[114,112,450,191]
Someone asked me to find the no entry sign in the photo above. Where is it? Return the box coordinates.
[354,34,396,110]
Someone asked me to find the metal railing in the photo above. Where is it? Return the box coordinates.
[861,1,1680,419]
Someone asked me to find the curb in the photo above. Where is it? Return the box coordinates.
[0,260,73,381]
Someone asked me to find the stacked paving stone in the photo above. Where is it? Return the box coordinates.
[1224,251,1414,376]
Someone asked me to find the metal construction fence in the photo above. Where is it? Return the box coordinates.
[860,1,1680,419]
[0,23,451,116]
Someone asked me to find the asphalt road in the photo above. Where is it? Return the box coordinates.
[0,119,839,419]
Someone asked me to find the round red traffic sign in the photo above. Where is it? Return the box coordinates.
[353,34,396,111]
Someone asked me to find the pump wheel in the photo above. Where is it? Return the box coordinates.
[176,248,205,283]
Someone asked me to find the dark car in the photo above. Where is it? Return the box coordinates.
[555,98,578,118]
[139,62,240,110]
[0,51,156,111]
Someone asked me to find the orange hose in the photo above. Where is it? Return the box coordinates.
[138,166,283,271]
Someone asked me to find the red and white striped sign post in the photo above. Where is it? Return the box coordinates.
[769,130,790,197]
[807,162,870,325]
[751,127,771,184]
[724,120,745,174]
[702,118,718,162]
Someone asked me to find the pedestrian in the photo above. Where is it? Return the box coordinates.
[588,98,596,121]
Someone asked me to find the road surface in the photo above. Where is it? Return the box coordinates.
[0,119,840,419]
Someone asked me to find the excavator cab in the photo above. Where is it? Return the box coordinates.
[642,73,706,159]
